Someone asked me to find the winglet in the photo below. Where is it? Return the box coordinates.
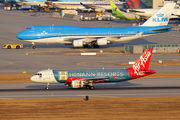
[141,3,175,26]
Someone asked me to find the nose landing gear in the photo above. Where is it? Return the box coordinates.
[45,83,49,90]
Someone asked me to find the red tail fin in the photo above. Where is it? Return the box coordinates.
[127,0,140,9]
[127,48,155,79]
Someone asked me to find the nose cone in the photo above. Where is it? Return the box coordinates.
[30,75,37,82]
[16,31,26,40]
[16,30,30,40]
[16,32,24,40]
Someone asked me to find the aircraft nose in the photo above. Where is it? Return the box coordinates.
[30,75,37,82]
[16,30,28,40]
[16,32,23,40]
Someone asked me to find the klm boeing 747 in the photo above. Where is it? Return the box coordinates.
[30,48,155,90]
[16,3,175,48]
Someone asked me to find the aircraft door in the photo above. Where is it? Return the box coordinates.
[50,25,54,32]
[59,32,61,37]
[37,34,41,39]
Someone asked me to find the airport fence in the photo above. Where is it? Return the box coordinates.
[124,44,180,53]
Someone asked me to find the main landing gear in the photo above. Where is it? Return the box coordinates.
[32,42,36,49]
[45,83,49,90]
[85,85,94,90]
[83,43,99,49]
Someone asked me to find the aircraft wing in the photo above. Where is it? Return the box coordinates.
[80,2,97,9]
[74,76,109,81]
[128,9,145,13]
[63,32,143,43]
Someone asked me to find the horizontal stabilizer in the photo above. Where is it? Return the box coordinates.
[150,27,171,31]
[128,9,145,13]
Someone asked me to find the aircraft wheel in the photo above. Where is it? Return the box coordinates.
[85,85,90,89]
[93,44,99,48]
[45,83,49,90]
[87,43,92,49]
[83,45,88,48]
[32,46,36,49]
[90,86,94,90]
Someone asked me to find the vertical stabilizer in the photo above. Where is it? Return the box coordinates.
[127,0,140,9]
[141,3,175,26]
[110,1,125,18]
[127,0,149,9]
[127,48,155,79]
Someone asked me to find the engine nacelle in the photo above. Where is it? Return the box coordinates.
[97,39,108,45]
[73,40,83,47]
[71,80,84,88]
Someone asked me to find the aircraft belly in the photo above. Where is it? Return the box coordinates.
[24,37,64,44]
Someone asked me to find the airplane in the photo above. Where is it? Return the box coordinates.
[126,0,180,21]
[16,3,175,49]
[1,0,48,6]
[30,48,155,90]
[110,1,140,20]
[48,1,124,12]
[80,2,105,13]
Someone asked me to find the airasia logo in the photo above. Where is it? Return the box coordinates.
[132,51,151,75]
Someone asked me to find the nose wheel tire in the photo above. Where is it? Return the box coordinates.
[32,46,36,49]
[45,83,49,90]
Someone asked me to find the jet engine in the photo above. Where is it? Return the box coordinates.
[71,80,84,88]
[73,40,83,47]
[97,39,108,45]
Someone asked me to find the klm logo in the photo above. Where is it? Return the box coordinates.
[152,12,168,22]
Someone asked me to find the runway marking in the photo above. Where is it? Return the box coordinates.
[113,49,120,52]
[0,61,18,66]
[101,61,114,63]
[172,59,179,61]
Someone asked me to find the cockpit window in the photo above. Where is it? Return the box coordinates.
[27,28,31,30]
[35,73,42,76]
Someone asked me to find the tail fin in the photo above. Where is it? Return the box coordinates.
[127,0,149,9]
[127,48,155,79]
[110,1,125,18]
[141,3,175,26]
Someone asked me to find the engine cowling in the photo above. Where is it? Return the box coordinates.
[73,40,83,47]
[71,80,84,88]
[97,39,108,45]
